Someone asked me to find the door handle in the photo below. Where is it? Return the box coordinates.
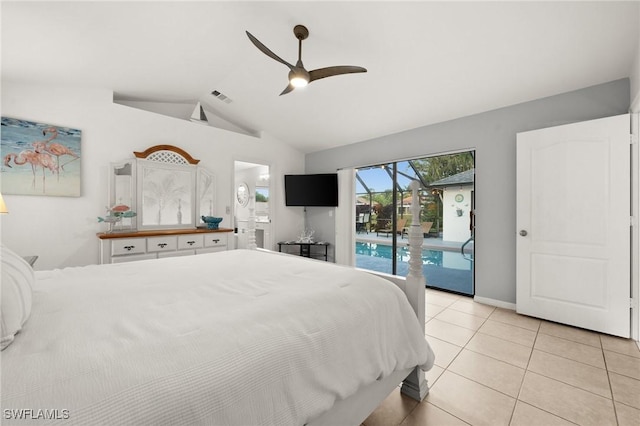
[519,230,528,236]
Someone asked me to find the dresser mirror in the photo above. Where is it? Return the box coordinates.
[137,159,196,229]
[197,167,216,218]
[109,160,137,229]
[108,145,215,231]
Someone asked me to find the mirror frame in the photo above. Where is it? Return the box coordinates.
[109,145,216,232]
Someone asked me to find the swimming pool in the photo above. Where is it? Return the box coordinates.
[355,242,474,295]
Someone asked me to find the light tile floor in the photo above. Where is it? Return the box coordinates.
[364,289,640,426]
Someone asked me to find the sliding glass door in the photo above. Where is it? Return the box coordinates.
[354,151,475,295]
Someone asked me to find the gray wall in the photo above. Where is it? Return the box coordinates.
[305,79,630,305]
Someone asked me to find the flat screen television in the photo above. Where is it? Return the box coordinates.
[284,173,339,207]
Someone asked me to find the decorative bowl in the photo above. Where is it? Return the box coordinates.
[201,216,223,230]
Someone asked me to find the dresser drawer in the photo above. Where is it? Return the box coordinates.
[147,236,177,253]
[195,247,225,255]
[203,233,227,248]
[178,234,204,250]
[158,250,195,258]
[112,238,146,256]
[111,253,157,264]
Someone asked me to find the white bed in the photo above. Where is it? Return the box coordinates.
[1,244,434,425]
[2,179,434,425]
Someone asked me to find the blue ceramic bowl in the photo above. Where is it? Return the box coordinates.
[201,216,223,229]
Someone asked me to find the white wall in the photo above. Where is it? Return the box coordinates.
[442,186,472,243]
[0,82,305,270]
[305,79,631,305]
[631,5,640,112]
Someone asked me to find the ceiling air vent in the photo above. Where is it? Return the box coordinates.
[211,90,232,104]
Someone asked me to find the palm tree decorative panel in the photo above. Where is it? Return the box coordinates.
[138,160,195,228]
[134,145,200,230]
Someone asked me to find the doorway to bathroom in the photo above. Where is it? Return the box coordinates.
[234,161,271,250]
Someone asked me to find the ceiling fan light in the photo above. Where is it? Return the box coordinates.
[288,68,310,88]
[290,76,309,88]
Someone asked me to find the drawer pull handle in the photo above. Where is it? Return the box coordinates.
[157,243,168,248]
[124,245,135,251]
[187,241,196,246]
[211,239,220,243]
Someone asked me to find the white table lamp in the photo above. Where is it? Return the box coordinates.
[0,193,8,213]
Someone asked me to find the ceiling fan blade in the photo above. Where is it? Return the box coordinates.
[279,83,295,96]
[309,66,367,82]
[246,31,294,70]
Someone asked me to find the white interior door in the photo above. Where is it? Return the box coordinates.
[516,114,630,337]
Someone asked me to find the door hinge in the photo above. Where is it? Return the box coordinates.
[632,133,639,145]
[631,298,638,310]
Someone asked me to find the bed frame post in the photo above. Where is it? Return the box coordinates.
[400,180,429,401]
[247,197,257,250]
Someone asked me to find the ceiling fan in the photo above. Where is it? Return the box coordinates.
[246,25,367,96]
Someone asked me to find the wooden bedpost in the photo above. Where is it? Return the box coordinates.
[247,194,257,250]
[401,180,429,401]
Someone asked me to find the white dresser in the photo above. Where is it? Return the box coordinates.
[98,228,233,264]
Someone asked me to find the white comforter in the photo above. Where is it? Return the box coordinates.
[1,250,434,425]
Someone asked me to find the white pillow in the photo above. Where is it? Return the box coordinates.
[1,244,34,350]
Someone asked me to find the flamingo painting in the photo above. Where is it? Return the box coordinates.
[33,126,80,179]
[3,150,58,193]
[1,116,81,196]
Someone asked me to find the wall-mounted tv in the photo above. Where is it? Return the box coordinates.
[284,173,338,207]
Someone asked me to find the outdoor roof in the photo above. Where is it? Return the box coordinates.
[429,168,475,187]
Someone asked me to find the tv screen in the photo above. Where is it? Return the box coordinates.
[284,173,339,207]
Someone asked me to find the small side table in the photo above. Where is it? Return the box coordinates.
[23,256,38,267]
[277,241,329,261]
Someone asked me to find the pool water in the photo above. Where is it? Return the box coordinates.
[355,242,474,295]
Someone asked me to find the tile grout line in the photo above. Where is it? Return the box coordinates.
[420,308,486,423]
[423,292,639,425]
[435,303,613,425]
[507,316,542,426]
[601,334,621,426]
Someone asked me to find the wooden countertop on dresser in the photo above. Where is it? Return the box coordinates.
[97,228,234,239]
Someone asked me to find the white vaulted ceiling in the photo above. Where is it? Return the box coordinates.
[2,1,639,153]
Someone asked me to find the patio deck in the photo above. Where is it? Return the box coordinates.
[355,231,474,253]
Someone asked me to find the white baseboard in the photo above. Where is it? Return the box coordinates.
[473,296,516,311]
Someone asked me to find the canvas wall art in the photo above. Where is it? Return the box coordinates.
[1,117,81,197]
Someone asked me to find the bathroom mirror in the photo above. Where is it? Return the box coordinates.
[236,182,250,207]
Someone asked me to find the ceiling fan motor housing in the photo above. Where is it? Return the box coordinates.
[293,25,309,40]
